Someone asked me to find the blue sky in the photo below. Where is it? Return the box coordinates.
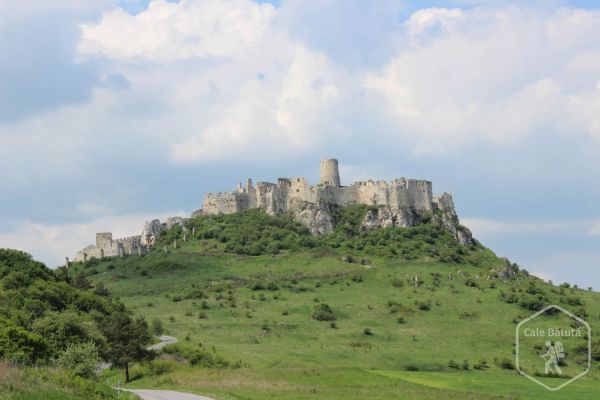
[1,0,599,289]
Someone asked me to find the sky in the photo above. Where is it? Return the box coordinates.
[0,0,599,289]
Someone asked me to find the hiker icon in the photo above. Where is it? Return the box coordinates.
[541,341,564,375]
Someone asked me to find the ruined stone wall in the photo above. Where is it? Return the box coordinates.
[96,232,113,248]
[203,192,239,214]
[203,176,437,216]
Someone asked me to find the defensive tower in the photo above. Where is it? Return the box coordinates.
[320,158,341,186]
[96,232,113,248]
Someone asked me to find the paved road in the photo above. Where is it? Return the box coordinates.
[125,389,214,400]
[117,336,215,400]
[147,335,178,351]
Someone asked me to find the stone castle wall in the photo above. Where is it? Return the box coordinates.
[203,163,438,217]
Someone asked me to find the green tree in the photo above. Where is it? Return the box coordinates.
[73,272,92,290]
[100,307,151,382]
[0,317,48,363]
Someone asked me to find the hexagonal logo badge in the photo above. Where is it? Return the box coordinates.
[516,304,591,391]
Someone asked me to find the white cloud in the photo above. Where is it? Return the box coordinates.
[0,211,184,267]
[365,6,600,154]
[405,7,463,39]
[79,0,276,61]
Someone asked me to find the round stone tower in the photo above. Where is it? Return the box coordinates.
[320,159,341,186]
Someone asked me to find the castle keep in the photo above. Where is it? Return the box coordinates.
[73,158,471,263]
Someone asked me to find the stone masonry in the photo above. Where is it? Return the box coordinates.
[203,159,472,243]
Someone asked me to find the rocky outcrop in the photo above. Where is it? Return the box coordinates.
[291,200,335,235]
[360,205,473,244]
[141,219,165,246]
[166,216,187,230]
[361,207,419,230]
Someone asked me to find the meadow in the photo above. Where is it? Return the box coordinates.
[73,208,600,399]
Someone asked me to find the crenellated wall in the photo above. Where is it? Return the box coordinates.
[203,162,438,217]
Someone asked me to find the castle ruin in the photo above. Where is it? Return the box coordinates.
[73,158,472,263]
[73,217,187,262]
[203,158,472,243]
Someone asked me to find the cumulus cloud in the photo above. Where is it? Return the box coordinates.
[79,0,276,61]
[365,6,600,153]
[72,2,600,162]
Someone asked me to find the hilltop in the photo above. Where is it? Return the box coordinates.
[69,206,600,400]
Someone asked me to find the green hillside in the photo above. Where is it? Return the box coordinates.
[69,207,600,399]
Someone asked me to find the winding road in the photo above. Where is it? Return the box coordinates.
[120,336,215,400]
[147,335,178,351]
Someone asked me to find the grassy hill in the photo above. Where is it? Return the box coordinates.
[70,206,600,399]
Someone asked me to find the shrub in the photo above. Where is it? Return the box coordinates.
[497,358,515,370]
[163,345,241,369]
[151,318,164,336]
[312,304,336,321]
[459,311,480,321]
[147,359,176,375]
[464,278,479,288]
[54,342,100,379]
[363,328,373,336]
[448,359,460,369]
[391,278,405,288]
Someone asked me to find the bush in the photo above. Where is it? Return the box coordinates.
[163,345,241,369]
[151,318,164,336]
[147,359,176,375]
[391,278,405,288]
[459,311,480,321]
[312,304,336,321]
[497,358,515,370]
[54,342,100,379]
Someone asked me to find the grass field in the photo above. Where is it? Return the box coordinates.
[73,210,600,399]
